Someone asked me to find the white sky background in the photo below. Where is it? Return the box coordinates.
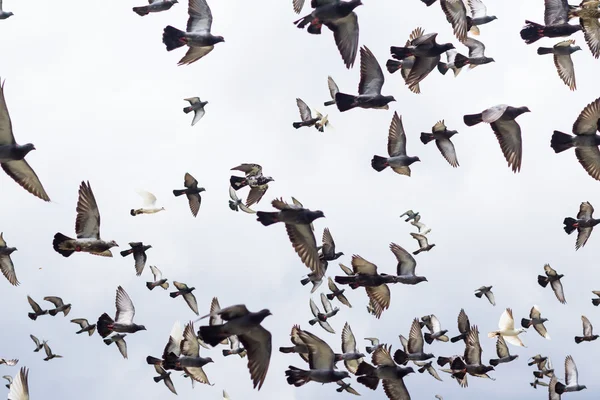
[0,0,599,399]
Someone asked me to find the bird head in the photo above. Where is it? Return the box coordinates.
[6,12,14,17]
[137,325,147,331]
[573,45,583,52]
[257,309,273,321]
[266,176,275,183]
[335,252,345,258]
[541,318,549,323]
[488,57,496,63]
[309,210,326,221]
[21,143,36,154]
[442,43,456,51]
[206,357,215,364]
[519,106,531,114]
[386,95,397,103]
[172,0,179,3]
[215,36,225,43]
[484,366,495,372]
[109,240,119,248]
[414,156,421,162]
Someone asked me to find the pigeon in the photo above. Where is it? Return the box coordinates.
[411,233,435,255]
[420,120,459,167]
[97,286,147,338]
[555,355,587,394]
[537,264,567,304]
[551,97,600,180]
[440,0,470,42]
[162,0,224,65]
[0,359,17,366]
[356,345,415,398]
[293,98,320,130]
[563,201,600,249]
[182,97,207,126]
[42,342,61,361]
[436,49,465,77]
[0,232,18,286]
[26,296,48,321]
[537,40,581,90]
[528,354,547,367]
[324,76,339,106]
[223,334,247,358]
[7,367,27,400]
[409,214,431,234]
[474,286,495,305]
[170,281,199,315]
[0,80,50,201]
[29,335,44,352]
[336,380,360,395]
[165,322,213,384]
[465,0,497,34]
[454,37,495,71]
[371,112,421,176]
[293,0,362,69]
[0,0,13,19]
[400,210,419,222]
[489,336,518,366]
[318,228,344,261]
[103,333,128,359]
[279,324,309,362]
[309,293,339,334]
[326,277,352,308]
[3,375,11,389]
[530,378,549,388]
[43,296,71,317]
[335,46,396,112]
[300,261,328,293]
[146,321,184,370]
[452,326,495,379]
[229,163,274,207]
[394,319,435,364]
[130,189,165,216]
[464,104,530,172]
[521,305,551,340]
[153,364,177,395]
[70,318,96,336]
[173,172,205,217]
[285,329,351,386]
[450,309,471,343]
[573,1,600,58]
[414,360,442,381]
[52,181,119,257]
[228,185,255,214]
[422,315,449,344]
[146,265,169,291]
[198,304,272,390]
[574,315,599,343]
[533,357,555,379]
[120,242,152,276]
[386,28,425,93]
[364,338,383,355]
[133,0,178,16]
[520,0,582,44]
[488,308,526,347]
[256,198,325,275]
[340,323,363,374]
[593,290,600,306]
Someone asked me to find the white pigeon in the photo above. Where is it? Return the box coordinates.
[130,189,165,216]
[410,214,431,235]
[487,308,526,347]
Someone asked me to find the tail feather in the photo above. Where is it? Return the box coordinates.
[163,25,187,51]
[292,122,303,129]
[198,325,228,347]
[334,93,357,112]
[421,0,437,5]
[308,319,317,326]
[103,338,113,346]
[294,15,312,29]
[520,20,545,44]
[285,366,310,387]
[222,349,232,356]
[537,47,554,55]
[97,313,114,338]
[437,356,450,366]
[437,62,449,75]
[537,275,549,288]
[574,336,584,344]
[521,318,531,329]
[393,349,408,365]
[593,298,600,306]
[450,357,466,370]
[324,100,335,106]
[146,282,155,290]
[420,132,435,144]
[279,347,295,354]
[183,106,193,114]
[229,175,247,190]
[169,292,180,298]
[162,352,179,370]
[454,53,469,69]
[130,209,138,216]
[371,155,389,172]
[487,331,499,338]
[424,333,434,345]
[326,293,335,300]
[119,249,132,257]
[300,277,310,286]
[173,189,186,197]
[334,276,355,286]
[48,309,58,317]
[450,334,464,343]
[53,233,74,257]
[356,361,376,376]
[555,382,567,394]
[153,376,162,383]
[551,130,574,153]
[489,358,499,367]
[463,113,483,126]
[563,217,577,234]
[256,212,280,226]
[390,46,412,60]
[28,313,37,321]
[307,22,322,35]
[386,59,402,74]
[132,6,150,16]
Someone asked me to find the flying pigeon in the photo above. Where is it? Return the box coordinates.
[130,189,165,216]
[29,335,44,352]
[97,286,147,338]
[411,232,435,255]
[530,378,549,388]
[146,265,169,290]
[103,333,128,359]
[229,163,274,207]
[70,318,96,336]
[293,98,320,130]
[300,261,327,293]
[528,354,547,367]
[335,46,396,112]
[489,336,518,367]
[474,286,495,305]
[436,49,465,77]
[386,28,426,93]
[355,345,415,398]
[400,210,419,222]
[371,112,421,176]
[228,185,255,214]
[537,40,581,90]
[162,0,224,66]
[450,308,471,343]
[120,242,151,276]
[170,281,199,315]
[7,367,28,400]
[0,359,17,366]
[537,264,566,304]
[574,315,599,343]
[422,315,449,344]
[554,355,587,394]
[451,326,495,379]
[279,324,309,363]
[43,296,71,317]
[133,0,178,16]
[146,321,184,370]
[488,308,526,347]
[420,120,459,167]
[173,172,205,217]
[394,319,435,364]
[165,322,213,384]
[308,293,339,334]
[410,215,431,234]
[414,360,442,381]
[521,305,551,340]
[453,37,495,69]
[563,201,600,249]
[0,232,18,286]
[182,97,207,126]
[153,364,177,395]
[465,0,497,34]
[336,380,360,395]
[364,338,383,354]
[318,228,344,261]
[340,323,364,374]
[26,296,47,321]
[42,342,62,361]
[520,0,582,45]
[326,277,351,308]
[52,181,119,257]
[222,334,247,358]
[324,76,339,106]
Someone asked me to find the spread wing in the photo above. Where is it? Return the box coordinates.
[407,318,424,353]
[75,181,101,239]
[581,17,600,59]
[137,189,157,207]
[327,76,339,99]
[115,286,135,324]
[387,112,407,157]
[457,309,470,333]
[564,355,579,386]
[577,201,594,219]
[490,119,522,173]
[296,98,313,121]
[0,247,18,286]
[341,323,362,373]
[7,367,28,400]
[246,186,268,207]
[365,285,390,319]
[389,243,416,276]
[358,46,384,95]
[575,146,600,180]
[582,315,593,336]
[495,336,509,358]
[0,80,15,145]
[238,326,272,390]
[231,163,262,177]
[553,43,577,91]
[441,0,469,42]
[545,0,569,25]
[285,223,321,274]
[573,97,600,135]
[550,279,566,304]
[351,254,378,275]
[498,308,515,330]
[2,160,50,202]
[436,137,459,167]
[187,0,213,33]
[326,13,359,69]
[178,46,215,66]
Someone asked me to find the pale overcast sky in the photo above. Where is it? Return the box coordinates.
[0,0,599,399]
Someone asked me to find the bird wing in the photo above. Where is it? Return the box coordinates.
[238,326,272,390]
[578,201,594,219]
[0,251,18,286]
[339,263,354,275]
[299,329,335,370]
[408,318,425,353]
[163,322,183,358]
[534,321,550,339]
[544,264,558,276]
[134,251,147,277]
[503,335,525,347]
[576,226,593,250]
[465,326,482,365]
[296,98,313,121]
[581,17,600,59]
[149,265,163,281]
[285,223,321,274]
[554,51,576,91]
[191,108,206,126]
[490,119,522,173]
[457,309,470,333]
[530,305,542,320]
[481,104,508,123]
[411,32,437,46]
[43,296,64,308]
[410,232,429,248]
[7,367,28,400]
[498,308,515,330]
[183,292,199,315]
[575,146,600,180]
[29,335,39,347]
[185,192,201,217]
[372,345,395,367]
[326,12,359,69]
[387,112,407,157]
[320,292,333,313]
[115,336,128,359]
[495,336,509,358]
[181,322,200,356]
[573,97,600,135]
[245,186,268,207]
[467,0,487,18]
[115,286,136,324]
[318,319,335,334]
[327,76,339,99]
[75,181,101,239]
[70,318,88,328]
[43,342,52,357]
[321,227,335,256]
[184,172,199,189]
[327,276,338,292]
[382,377,411,400]
[389,243,417,276]
[231,163,262,177]
[187,0,213,32]
[545,0,569,25]
[228,185,239,202]
[178,46,215,66]
[464,37,486,58]
[137,189,157,207]
[163,373,178,395]
[215,304,250,321]
[582,315,593,336]
[351,254,378,275]
[1,160,50,202]
[342,323,362,373]
[209,297,224,326]
[309,298,320,318]
[400,56,421,94]
[435,137,459,167]
[430,315,443,332]
[0,79,16,145]
[550,279,566,304]
[404,54,439,89]
[564,355,578,386]
[441,0,469,42]
[365,285,390,318]
[27,296,42,313]
[358,46,384,95]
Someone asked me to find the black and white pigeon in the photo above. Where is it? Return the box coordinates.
[394,318,435,364]
[120,242,152,276]
[0,79,49,201]
[146,265,169,291]
[371,112,421,176]
[410,214,431,235]
[489,336,518,367]
[537,264,566,304]
[173,172,205,217]
[537,39,581,91]
[165,322,213,385]
[170,282,199,315]
[279,324,309,362]
[355,345,415,398]
[103,334,128,359]
[285,329,351,386]
[555,355,587,394]
[256,198,325,276]
[293,98,320,130]
[450,309,471,343]
[326,277,351,308]
[228,185,255,214]
[386,28,426,94]
[520,0,582,44]
[182,97,207,126]
[324,76,339,106]
[162,0,224,65]
[464,104,531,172]
[153,364,177,395]
[0,1,13,19]
[29,335,44,352]
[229,163,274,207]
[198,304,272,390]
[421,120,459,167]
[70,318,96,336]
[551,97,600,181]
[53,181,119,258]
[27,296,47,321]
[436,49,465,77]
[592,290,600,306]
[400,210,419,222]
[133,0,178,16]
[0,232,18,286]
[130,189,165,216]
[97,286,147,338]
[411,232,435,255]
[42,342,62,361]
[318,228,344,261]
[465,0,497,34]
[474,286,495,305]
[521,305,551,340]
[335,46,396,112]
[574,315,599,343]
[7,367,28,400]
[422,315,449,344]
[293,0,362,69]
[43,296,71,317]
[309,293,339,334]
[563,201,600,250]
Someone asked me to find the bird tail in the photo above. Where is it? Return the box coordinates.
[437,61,449,75]
[292,122,304,129]
[153,376,162,383]
[420,132,435,145]
[173,189,186,197]
[300,277,310,286]
[132,6,150,16]
[103,338,113,346]
[222,349,233,356]
[555,382,567,395]
[293,14,313,30]
[450,334,464,343]
[308,318,317,326]
[365,346,374,354]
[520,20,546,44]
[119,249,132,257]
[593,298,600,306]
[285,366,311,387]
[550,130,574,153]
[563,217,577,234]
[334,276,355,286]
[146,356,163,365]
[463,113,483,126]
[279,346,295,354]
[324,100,336,107]
[536,47,554,55]
[256,212,280,226]
[474,291,484,298]
[163,25,187,51]
[48,309,58,317]
[521,318,531,328]
[421,0,437,5]
[326,293,336,300]
[390,46,412,60]
[533,370,544,379]
[424,333,434,345]
[437,356,450,366]
[393,349,408,365]
[574,336,584,344]
[386,59,403,74]
[489,358,500,367]
[453,53,469,69]
[487,331,500,338]
[130,209,139,216]
[97,313,115,338]
[146,282,155,290]
[28,313,38,321]
[417,365,427,373]
[537,275,549,288]
[183,106,194,114]
[371,155,389,172]
[53,233,74,257]
[169,291,180,298]
[198,325,228,347]
[356,362,379,389]
[334,93,357,112]
[229,175,247,190]
[450,357,466,370]
[412,249,423,256]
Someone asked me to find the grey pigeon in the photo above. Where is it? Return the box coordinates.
[29,335,44,352]
[293,98,320,130]
[300,260,327,293]
[170,281,199,315]
[537,39,581,90]
[293,0,362,69]
[364,338,383,354]
[339,323,364,374]
[574,315,599,343]
[222,334,247,358]
[27,296,47,321]
[453,37,495,69]
[146,321,184,370]
[318,228,344,261]
[563,201,600,250]
[70,318,96,336]
[336,380,360,395]
[393,319,435,364]
[43,296,71,317]
[537,264,566,304]
[120,242,151,276]
[153,364,177,395]
[422,315,449,344]
[400,210,419,222]
[464,104,530,172]
[386,28,426,93]
[146,265,169,290]
[42,342,62,361]
[519,0,582,45]
[97,286,147,338]
[0,79,49,201]
[414,360,442,381]
[465,0,497,34]
[489,336,518,366]
[451,326,495,379]
[592,290,600,306]
[355,345,415,398]
[279,324,309,363]
[326,277,351,308]
[52,181,119,258]
[165,322,213,385]
[228,185,255,214]
[173,172,205,217]
[371,112,421,176]
[450,308,471,343]
[182,97,207,126]
[528,354,547,367]
[335,46,396,112]
[198,304,272,390]
[521,305,551,339]
[103,333,128,359]
[420,120,459,167]
[411,232,435,255]
[229,163,274,207]
[390,243,428,284]
[133,0,178,16]
[555,355,586,394]
[308,293,339,334]
[474,285,495,305]
[162,0,224,65]
[324,76,339,106]
[0,232,18,286]
[7,367,27,400]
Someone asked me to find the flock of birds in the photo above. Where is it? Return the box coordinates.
[1,0,600,399]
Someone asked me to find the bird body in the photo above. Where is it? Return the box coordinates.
[133,0,178,16]
[182,97,208,126]
[97,286,146,338]
[487,308,526,347]
[371,112,420,176]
